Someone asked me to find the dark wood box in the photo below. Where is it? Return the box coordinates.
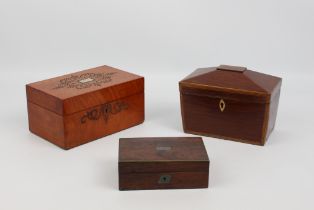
[119,137,209,190]
[179,65,282,146]
[26,65,144,149]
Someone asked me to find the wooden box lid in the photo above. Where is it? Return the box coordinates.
[119,137,209,174]
[179,65,282,103]
[26,65,144,116]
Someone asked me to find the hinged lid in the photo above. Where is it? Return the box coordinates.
[179,65,282,103]
[26,65,144,116]
[119,137,209,174]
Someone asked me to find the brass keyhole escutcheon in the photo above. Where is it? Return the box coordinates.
[219,99,226,112]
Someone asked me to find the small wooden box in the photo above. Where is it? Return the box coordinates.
[26,65,144,149]
[179,65,282,146]
[119,137,209,190]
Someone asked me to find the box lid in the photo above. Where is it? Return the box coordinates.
[26,65,144,116]
[179,65,282,103]
[119,137,209,174]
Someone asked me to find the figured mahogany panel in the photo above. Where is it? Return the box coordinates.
[64,92,144,149]
[27,102,65,148]
[180,93,266,145]
[119,171,208,190]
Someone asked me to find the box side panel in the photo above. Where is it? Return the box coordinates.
[119,172,208,190]
[260,103,270,145]
[180,93,188,132]
[180,93,266,145]
[119,161,209,190]
[27,102,65,148]
[64,92,144,149]
[265,89,281,141]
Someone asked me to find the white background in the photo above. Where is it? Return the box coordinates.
[1,0,314,209]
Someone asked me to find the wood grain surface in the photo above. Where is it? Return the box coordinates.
[26,65,144,149]
[179,65,282,145]
[119,137,209,190]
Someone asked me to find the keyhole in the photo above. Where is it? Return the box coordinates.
[219,99,225,112]
[158,175,171,184]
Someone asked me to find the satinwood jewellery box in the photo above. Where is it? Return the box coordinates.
[179,65,282,145]
[119,137,209,190]
[26,65,144,149]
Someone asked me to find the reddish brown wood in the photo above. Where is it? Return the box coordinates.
[26,65,144,149]
[119,137,209,190]
[27,102,65,148]
[179,65,282,146]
